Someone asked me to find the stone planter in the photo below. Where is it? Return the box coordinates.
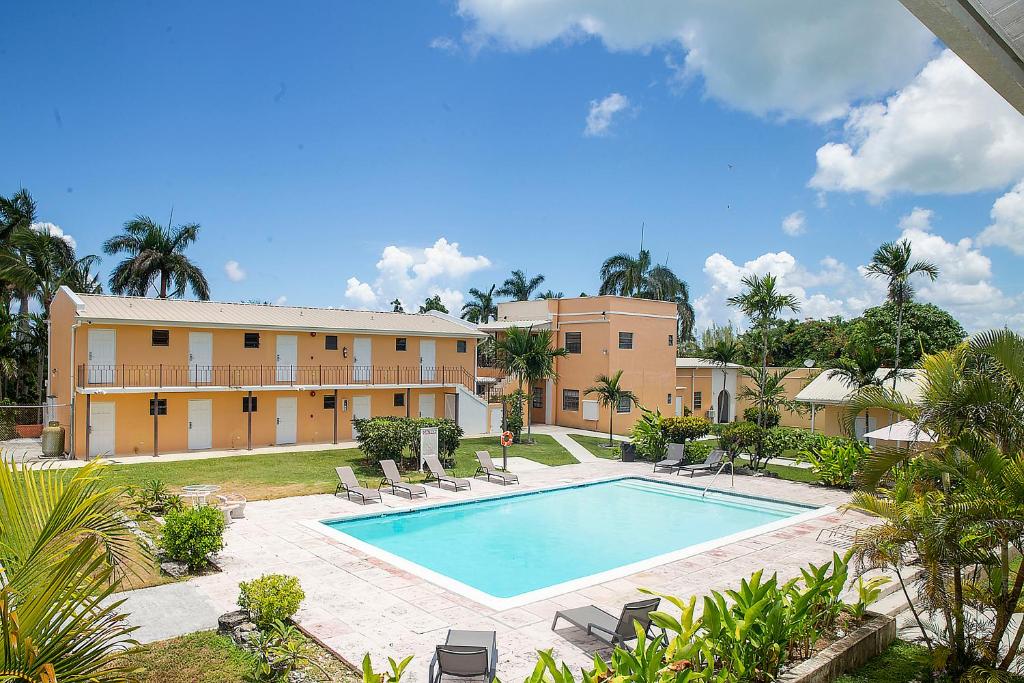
[780,612,896,683]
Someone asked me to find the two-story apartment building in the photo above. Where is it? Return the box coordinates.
[48,287,487,458]
[478,296,677,435]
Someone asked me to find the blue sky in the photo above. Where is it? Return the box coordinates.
[4,1,1024,332]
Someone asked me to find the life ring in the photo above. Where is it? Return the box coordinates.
[500,431,514,447]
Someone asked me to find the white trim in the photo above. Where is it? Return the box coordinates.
[305,476,832,611]
[555,310,677,320]
[72,317,486,339]
[76,382,466,395]
[59,285,87,313]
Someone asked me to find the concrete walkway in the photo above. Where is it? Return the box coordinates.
[545,431,601,463]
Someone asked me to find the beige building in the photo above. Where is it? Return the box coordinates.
[674,358,742,423]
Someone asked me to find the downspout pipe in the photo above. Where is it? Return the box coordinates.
[68,321,82,459]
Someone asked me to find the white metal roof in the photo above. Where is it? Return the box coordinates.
[675,357,743,369]
[795,368,924,405]
[68,291,486,338]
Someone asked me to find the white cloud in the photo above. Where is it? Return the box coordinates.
[344,238,491,313]
[584,93,631,137]
[274,295,288,306]
[455,0,936,122]
[30,222,76,249]
[429,36,460,54]
[781,211,806,237]
[978,180,1024,255]
[811,50,1024,197]
[224,260,247,282]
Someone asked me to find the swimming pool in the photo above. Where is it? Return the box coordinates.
[315,477,828,608]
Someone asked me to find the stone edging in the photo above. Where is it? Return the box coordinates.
[780,612,896,683]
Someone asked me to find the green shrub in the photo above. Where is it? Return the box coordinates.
[760,426,822,461]
[353,416,463,465]
[630,408,668,462]
[743,406,781,428]
[683,440,714,465]
[796,438,868,488]
[0,399,15,441]
[718,421,760,458]
[407,417,463,463]
[160,506,225,570]
[502,391,525,443]
[661,416,712,446]
[238,574,306,629]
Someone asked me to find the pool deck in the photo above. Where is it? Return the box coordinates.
[115,460,868,681]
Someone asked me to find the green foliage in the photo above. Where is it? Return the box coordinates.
[503,390,525,442]
[353,417,463,465]
[661,416,712,445]
[850,301,964,368]
[248,621,324,682]
[361,653,414,683]
[0,398,15,440]
[718,421,760,458]
[760,426,822,460]
[683,440,714,465]
[418,294,448,314]
[843,576,891,620]
[160,505,225,570]
[128,479,184,515]
[238,574,305,630]
[743,406,780,428]
[630,408,668,462]
[796,438,867,488]
[406,417,464,462]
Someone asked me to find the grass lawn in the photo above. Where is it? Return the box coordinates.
[835,640,928,683]
[568,433,622,460]
[102,435,576,501]
[733,455,820,484]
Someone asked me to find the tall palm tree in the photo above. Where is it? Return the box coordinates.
[536,290,563,300]
[103,216,210,299]
[0,311,22,400]
[0,227,101,316]
[699,338,742,422]
[599,249,695,340]
[0,189,40,316]
[585,370,636,446]
[495,326,567,441]
[390,298,404,313]
[0,457,140,681]
[496,270,545,301]
[736,366,800,469]
[461,285,497,323]
[828,342,896,438]
[864,239,939,380]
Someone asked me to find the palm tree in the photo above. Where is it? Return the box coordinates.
[599,249,695,340]
[461,285,497,323]
[390,298,404,313]
[103,215,210,299]
[496,270,545,301]
[864,239,938,379]
[699,338,742,422]
[585,370,636,446]
[536,290,563,300]
[0,311,22,399]
[828,342,896,438]
[736,366,800,469]
[494,326,567,441]
[418,295,448,314]
[0,189,40,316]
[0,457,140,681]
[0,227,101,316]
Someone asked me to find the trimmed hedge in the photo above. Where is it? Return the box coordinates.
[661,416,712,445]
[352,416,463,465]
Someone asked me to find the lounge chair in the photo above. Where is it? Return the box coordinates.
[428,629,498,683]
[334,466,382,504]
[423,456,472,491]
[679,450,726,477]
[551,597,661,648]
[652,443,686,473]
[474,451,519,485]
[379,459,428,499]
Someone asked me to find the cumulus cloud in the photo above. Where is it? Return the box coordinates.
[274,295,288,306]
[811,50,1024,197]
[344,238,491,313]
[429,36,460,54]
[454,0,936,121]
[978,180,1024,255]
[781,211,806,237]
[30,222,76,249]
[584,93,632,137]
[224,260,247,282]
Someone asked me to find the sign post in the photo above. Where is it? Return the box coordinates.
[501,397,508,470]
[419,426,439,471]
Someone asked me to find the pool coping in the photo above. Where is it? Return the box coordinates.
[301,475,835,611]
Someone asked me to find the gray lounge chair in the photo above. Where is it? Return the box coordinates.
[679,450,726,477]
[380,459,427,499]
[474,451,519,485]
[552,597,661,648]
[429,629,498,683]
[653,443,686,473]
[423,456,471,491]
[335,466,382,504]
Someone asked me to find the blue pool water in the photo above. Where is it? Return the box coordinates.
[323,477,813,599]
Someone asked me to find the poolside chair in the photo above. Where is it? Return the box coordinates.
[423,456,472,491]
[428,629,498,683]
[334,466,382,504]
[474,451,519,485]
[379,459,428,499]
[678,450,726,478]
[652,443,686,473]
[552,597,661,649]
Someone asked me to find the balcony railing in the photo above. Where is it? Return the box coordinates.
[77,364,475,390]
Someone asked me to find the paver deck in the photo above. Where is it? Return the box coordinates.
[115,459,863,681]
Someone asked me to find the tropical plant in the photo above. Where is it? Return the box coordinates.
[418,294,448,314]
[864,239,939,384]
[700,337,742,419]
[248,621,331,682]
[742,405,780,428]
[737,366,802,470]
[494,326,567,440]
[352,417,463,466]
[584,370,636,446]
[460,284,497,323]
[660,416,712,450]
[843,575,891,620]
[728,273,800,376]
[238,574,306,629]
[361,653,414,683]
[0,227,101,317]
[828,340,897,438]
[128,478,183,515]
[159,505,226,570]
[496,269,545,301]
[598,248,695,340]
[796,439,868,488]
[718,420,760,464]
[0,457,140,681]
[630,407,668,462]
[103,215,210,299]
[390,298,404,312]
[850,301,964,369]
[536,289,563,299]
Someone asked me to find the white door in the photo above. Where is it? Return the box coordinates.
[87,329,116,384]
[420,340,436,382]
[189,332,213,384]
[675,396,684,417]
[276,335,297,383]
[276,396,297,444]
[489,406,503,433]
[353,337,371,382]
[89,402,115,457]
[351,395,371,438]
[188,399,213,450]
[444,393,457,420]
[419,394,435,418]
